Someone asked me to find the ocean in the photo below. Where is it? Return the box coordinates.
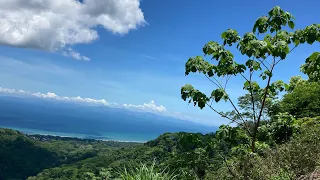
[0,95,217,142]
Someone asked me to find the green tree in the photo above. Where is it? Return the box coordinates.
[280,79,320,118]
[261,113,299,144]
[301,52,320,82]
[181,6,320,152]
[172,133,209,180]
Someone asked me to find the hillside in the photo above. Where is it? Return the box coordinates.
[0,129,140,180]
[1,115,320,180]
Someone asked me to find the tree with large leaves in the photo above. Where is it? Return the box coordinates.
[181,6,320,152]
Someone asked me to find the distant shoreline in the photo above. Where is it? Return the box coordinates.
[0,126,146,143]
[26,133,145,144]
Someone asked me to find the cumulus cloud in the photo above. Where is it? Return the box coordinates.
[0,87,108,106]
[32,91,109,105]
[0,87,207,123]
[0,0,145,60]
[123,100,167,112]
[0,87,171,115]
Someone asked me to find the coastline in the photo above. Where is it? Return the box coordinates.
[0,125,146,143]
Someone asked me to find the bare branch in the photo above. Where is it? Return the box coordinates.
[204,73,253,135]
[240,73,249,82]
[257,58,271,72]
[224,75,231,90]
[274,59,281,66]
[204,74,222,89]
[210,98,214,106]
[249,70,257,123]
[206,102,235,122]
[289,45,298,54]
[275,45,298,66]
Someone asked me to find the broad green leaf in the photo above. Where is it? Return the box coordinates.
[260,70,272,80]
[288,21,295,29]
[203,41,222,59]
[271,80,286,92]
[245,59,261,71]
[181,84,209,109]
[185,56,215,76]
[221,29,241,46]
[261,75,267,80]
[253,16,268,34]
[211,88,228,102]
[301,52,320,82]
[243,81,260,93]
[239,33,269,58]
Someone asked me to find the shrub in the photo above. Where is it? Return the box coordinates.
[117,161,177,180]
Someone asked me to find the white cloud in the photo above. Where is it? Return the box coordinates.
[0,87,169,114]
[123,100,167,112]
[0,87,109,106]
[0,87,17,94]
[0,0,145,60]
[0,87,209,123]
[63,48,91,61]
[32,92,109,105]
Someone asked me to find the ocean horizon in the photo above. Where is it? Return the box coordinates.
[0,125,147,143]
[0,96,217,142]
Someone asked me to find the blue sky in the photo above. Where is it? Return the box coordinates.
[0,0,319,125]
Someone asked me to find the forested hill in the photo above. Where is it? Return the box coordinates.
[0,128,141,180]
[1,116,320,179]
[0,127,218,180]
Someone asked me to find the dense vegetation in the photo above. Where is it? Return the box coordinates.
[1,5,320,180]
[0,131,139,180]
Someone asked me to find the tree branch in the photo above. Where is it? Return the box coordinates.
[249,70,257,123]
[204,74,222,88]
[257,58,271,72]
[206,102,235,122]
[227,98,253,136]
[224,75,231,90]
[275,45,298,66]
[251,57,276,152]
[289,45,298,54]
[240,73,249,82]
[204,73,253,136]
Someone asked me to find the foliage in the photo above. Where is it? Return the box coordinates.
[2,115,320,180]
[280,80,320,118]
[0,129,60,180]
[205,117,320,180]
[181,5,320,152]
[0,128,140,180]
[259,112,299,144]
[301,52,320,82]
